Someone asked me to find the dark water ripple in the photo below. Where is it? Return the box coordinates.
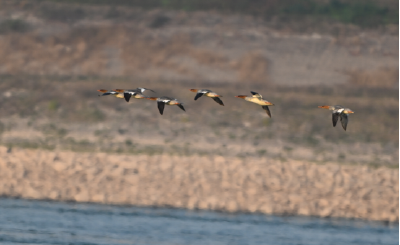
[0,198,397,245]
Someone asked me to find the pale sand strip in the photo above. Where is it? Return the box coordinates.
[0,147,397,222]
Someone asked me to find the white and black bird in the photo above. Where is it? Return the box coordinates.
[97,89,124,98]
[318,105,354,131]
[114,88,155,102]
[189,89,224,106]
[147,96,185,115]
[235,91,274,117]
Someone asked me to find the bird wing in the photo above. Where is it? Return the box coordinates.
[212,97,224,106]
[262,105,271,118]
[332,112,340,127]
[251,91,262,98]
[340,113,348,131]
[124,92,132,102]
[157,101,165,115]
[99,92,114,96]
[194,92,204,100]
[137,88,155,93]
[177,104,185,111]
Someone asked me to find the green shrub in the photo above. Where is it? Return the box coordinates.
[0,19,30,34]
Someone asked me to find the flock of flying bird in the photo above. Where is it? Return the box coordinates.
[97,87,354,131]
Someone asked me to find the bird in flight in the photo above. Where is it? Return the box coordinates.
[235,91,274,117]
[189,89,224,106]
[114,88,155,102]
[97,89,124,99]
[147,96,185,115]
[318,105,354,131]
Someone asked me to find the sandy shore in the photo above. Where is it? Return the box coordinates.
[0,147,397,222]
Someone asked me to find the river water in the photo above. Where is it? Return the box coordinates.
[0,198,397,245]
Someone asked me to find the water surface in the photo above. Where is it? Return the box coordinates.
[0,198,397,245]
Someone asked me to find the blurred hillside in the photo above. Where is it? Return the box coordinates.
[0,0,397,167]
[47,0,399,28]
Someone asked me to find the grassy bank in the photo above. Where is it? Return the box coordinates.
[40,0,398,27]
[0,75,397,167]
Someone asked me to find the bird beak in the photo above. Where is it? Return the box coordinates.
[318,105,330,109]
[190,89,198,92]
[146,97,158,101]
[235,95,246,99]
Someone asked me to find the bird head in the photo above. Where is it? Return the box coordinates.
[235,95,247,99]
[189,89,198,93]
[146,97,158,101]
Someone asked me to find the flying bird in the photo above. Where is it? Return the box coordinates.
[114,88,155,102]
[189,89,224,106]
[147,96,185,115]
[235,91,274,117]
[318,105,354,131]
[97,89,124,99]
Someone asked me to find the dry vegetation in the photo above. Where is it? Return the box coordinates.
[0,1,397,168]
[0,26,270,83]
[0,1,397,223]
[346,67,399,88]
[0,75,397,167]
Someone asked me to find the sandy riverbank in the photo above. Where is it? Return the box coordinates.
[0,147,397,222]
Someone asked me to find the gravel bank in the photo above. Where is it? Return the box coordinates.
[0,147,397,222]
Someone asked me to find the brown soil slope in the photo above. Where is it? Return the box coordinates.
[0,2,397,86]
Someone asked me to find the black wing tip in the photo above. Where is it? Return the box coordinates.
[332,113,339,127]
[251,91,258,95]
[157,101,165,115]
[262,105,271,117]
[212,97,224,106]
[177,104,185,111]
[194,93,204,101]
[124,93,131,102]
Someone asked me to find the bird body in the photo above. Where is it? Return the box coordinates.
[97,89,124,98]
[147,96,185,115]
[190,89,224,106]
[318,105,354,131]
[235,91,274,117]
[114,88,155,102]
